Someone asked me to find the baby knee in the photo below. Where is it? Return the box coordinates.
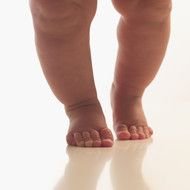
[139,0,172,22]
[112,0,172,22]
[29,0,96,36]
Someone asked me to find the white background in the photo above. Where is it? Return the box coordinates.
[0,1,190,190]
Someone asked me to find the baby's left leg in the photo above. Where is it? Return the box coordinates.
[111,0,172,140]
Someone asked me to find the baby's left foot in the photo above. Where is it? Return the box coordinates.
[111,84,153,140]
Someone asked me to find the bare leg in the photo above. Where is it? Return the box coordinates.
[29,0,113,147]
[111,0,172,140]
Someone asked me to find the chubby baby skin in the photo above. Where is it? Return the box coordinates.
[29,0,171,147]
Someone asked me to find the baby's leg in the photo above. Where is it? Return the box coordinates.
[111,0,172,140]
[29,0,113,147]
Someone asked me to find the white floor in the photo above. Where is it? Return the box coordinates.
[0,1,190,190]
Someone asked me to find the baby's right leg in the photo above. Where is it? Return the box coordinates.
[29,0,113,147]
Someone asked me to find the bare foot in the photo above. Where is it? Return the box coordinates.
[111,84,153,140]
[66,98,114,147]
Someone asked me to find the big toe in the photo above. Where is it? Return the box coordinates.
[99,128,114,147]
[116,124,131,140]
[74,132,85,147]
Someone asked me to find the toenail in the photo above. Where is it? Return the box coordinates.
[137,126,144,133]
[81,132,93,147]
[130,133,139,140]
[143,127,150,138]
[82,131,91,141]
[117,131,131,140]
[74,132,85,147]
[90,129,101,141]
[100,128,113,140]
[128,126,139,140]
[101,139,113,147]
[138,133,146,139]
[93,140,102,147]
[85,140,93,147]
[129,125,138,133]
[148,127,153,135]
[137,126,146,139]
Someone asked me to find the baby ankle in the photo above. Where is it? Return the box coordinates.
[65,97,103,118]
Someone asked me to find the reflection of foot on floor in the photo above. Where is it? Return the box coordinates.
[55,146,113,190]
[110,139,153,190]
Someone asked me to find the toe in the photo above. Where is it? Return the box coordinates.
[137,126,146,139]
[128,125,139,140]
[116,124,131,140]
[66,132,76,146]
[148,126,153,135]
[90,129,101,147]
[99,128,114,147]
[143,127,150,138]
[82,131,93,147]
[74,132,85,147]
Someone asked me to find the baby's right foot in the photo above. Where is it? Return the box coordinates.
[65,98,114,147]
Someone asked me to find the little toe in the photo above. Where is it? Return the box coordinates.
[116,124,131,140]
[143,127,151,138]
[99,128,114,147]
[74,132,85,147]
[137,126,146,139]
[128,125,139,140]
[82,131,93,147]
[66,132,76,146]
[148,127,153,135]
[90,129,102,147]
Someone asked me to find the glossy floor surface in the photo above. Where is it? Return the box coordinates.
[0,1,190,190]
[54,101,190,190]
